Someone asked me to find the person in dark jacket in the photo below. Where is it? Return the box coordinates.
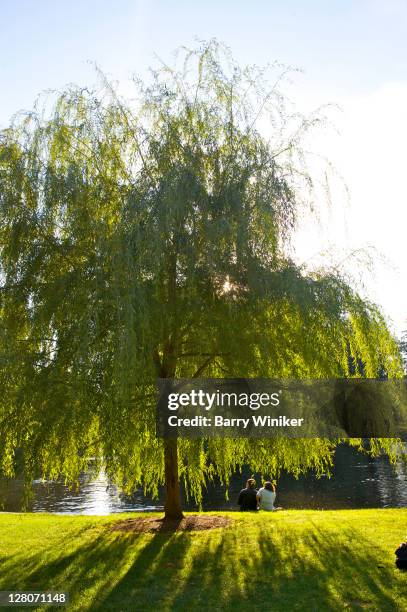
[237,478,258,511]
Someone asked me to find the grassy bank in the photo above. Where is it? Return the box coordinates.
[0,509,406,611]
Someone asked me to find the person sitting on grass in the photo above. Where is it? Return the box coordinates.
[257,481,276,511]
[237,478,258,511]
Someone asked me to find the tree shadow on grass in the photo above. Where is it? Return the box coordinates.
[0,528,193,611]
[1,517,404,611]
[100,519,404,612]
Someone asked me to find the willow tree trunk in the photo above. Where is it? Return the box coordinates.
[163,437,184,519]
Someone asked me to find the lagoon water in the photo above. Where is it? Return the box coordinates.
[1,445,406,514]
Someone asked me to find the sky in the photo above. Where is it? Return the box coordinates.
[0,0,406,335]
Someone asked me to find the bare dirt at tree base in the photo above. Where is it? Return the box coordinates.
[110,514,232,533]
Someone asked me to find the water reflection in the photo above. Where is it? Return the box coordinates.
[0,444,406,514]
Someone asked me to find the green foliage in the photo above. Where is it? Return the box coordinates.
[0,41,403,503]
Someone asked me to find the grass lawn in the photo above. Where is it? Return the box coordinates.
[0,509,406,611]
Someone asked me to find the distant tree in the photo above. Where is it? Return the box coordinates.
[400,330,407,373]
[0,41,403,518]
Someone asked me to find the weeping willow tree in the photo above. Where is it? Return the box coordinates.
[0,41,403,518]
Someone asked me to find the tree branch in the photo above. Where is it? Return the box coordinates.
[192,355,215,378]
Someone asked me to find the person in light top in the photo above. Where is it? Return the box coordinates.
[257,481,276,511]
